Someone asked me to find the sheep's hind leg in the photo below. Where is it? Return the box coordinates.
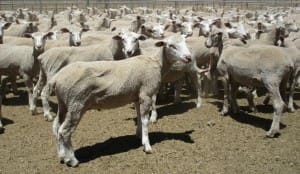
[57,108,82,167]
[41,83,54,121]
[265,84,284,137]
[23,74,37,115]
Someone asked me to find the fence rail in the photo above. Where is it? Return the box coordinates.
[0,0,299,12]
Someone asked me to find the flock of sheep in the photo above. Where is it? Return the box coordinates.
[0,5,300,167]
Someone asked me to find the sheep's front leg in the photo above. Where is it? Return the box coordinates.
[23,74,37,115]
[149,95,158,123]
[33,70,47,108]
[221,76,229,115]
[135,101,142,139]
[174,80,182,104]
[139,93,152,153]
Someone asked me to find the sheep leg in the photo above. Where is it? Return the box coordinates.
[53,101,66,163]
[0,77,9,100]
[135,101,142,139]
[41,83,54,121]
[33,70,47,107]
[23,74,37,115]
[221,76,229,115]
[189,71,202,108]
[10,75,18,95]
[288,71,296,113]
[265,83,284,137]
[263,94,271,105]
[149,95,158,123]
[246,88,257,113]
[139,93,152,153]
[57,108,81,167]
[0,95,3,129]
[230,81,240,114]
[174,80,182,104]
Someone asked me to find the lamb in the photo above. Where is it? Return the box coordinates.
[33,31,146,120]
[49,35,192,167]
[206,26,293,137]
[0,31,53,129]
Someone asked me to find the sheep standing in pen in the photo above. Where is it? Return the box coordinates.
[48,35,192,167]
[33,31,146,120]
[205,26,293,137]
[0,31,54,130]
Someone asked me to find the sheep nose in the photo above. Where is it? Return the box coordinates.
[76,41,81,46]
[127,51,133,55]
[184,55,192,63]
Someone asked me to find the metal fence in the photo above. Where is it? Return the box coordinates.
[0,0,299,12]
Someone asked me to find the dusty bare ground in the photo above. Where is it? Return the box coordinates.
[0,84,299,174]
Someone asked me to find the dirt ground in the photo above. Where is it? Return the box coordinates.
[0,85,299,174]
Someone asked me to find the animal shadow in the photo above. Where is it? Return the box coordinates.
[75,130,194,164]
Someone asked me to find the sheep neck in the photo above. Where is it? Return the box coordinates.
[261,27,277,44]
[156,46,172,77]
[109,39,125,60]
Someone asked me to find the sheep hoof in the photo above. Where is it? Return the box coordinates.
[288,106,295,113]
[44,113,54,122]
[144,146,152,154]
[65,158,79,168]
[266,129,280,138]
[30,108,38,115]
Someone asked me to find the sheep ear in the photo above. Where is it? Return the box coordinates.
[60,28,70,33]
[164,24,170,30]
[44,31,54,39]
[111,27,116,32]
[112,35,122,40]
[81,28,89,32]
[23,33,32,38]
[193,22,200,28]
[3,22,12,29]
[138,34,147,40]
[155,41,166,47]
[176,23,183,28]
[224,22,232,28]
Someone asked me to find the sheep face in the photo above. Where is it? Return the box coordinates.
[225,22,249,40]
[275,25,286,47]
[285,20,299,34]
[24,31,54,52]
[0,21,12,44]
[156,35,192,64]
[177,22,193,37]
[205,27,223,48]
[60,26,89,46]
[141,23,167,39]
[196,19,219,37]
[113,32,146,58]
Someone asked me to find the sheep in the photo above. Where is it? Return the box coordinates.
[0,20,12,44]
[3,25,88,49]
[33,31,146,120]
[205,26,294,137]
[0,31,53,129]
[140,22,170,39]
[49,35,192,167]
[5,19,39,37]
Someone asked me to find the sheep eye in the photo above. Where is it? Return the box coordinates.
[169,45,176,49]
